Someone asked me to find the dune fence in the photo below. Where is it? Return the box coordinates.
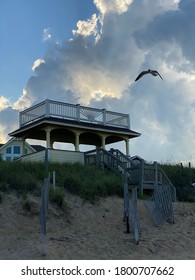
[128,186,140,245]
[144,185,174,227]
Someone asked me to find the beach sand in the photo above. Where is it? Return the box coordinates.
[0,191,195,260]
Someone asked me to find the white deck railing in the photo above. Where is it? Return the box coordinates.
[19,99,130,129]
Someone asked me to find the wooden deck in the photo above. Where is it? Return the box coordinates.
[19,99,130,129]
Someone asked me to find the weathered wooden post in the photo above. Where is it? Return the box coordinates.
[95,147,100,167]
[44,148,50,213]
[123,163,129,233]
[139,159,144,195]
[40,148,50,256]
[52,171,56,189]
[154,161,158,189]
[40,186,46,256]
[132,186,139,245]
[45,148,49,175]
[189,162,192,185]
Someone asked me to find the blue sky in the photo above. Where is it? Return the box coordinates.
[0,0,97,102]
[2,0,195,165]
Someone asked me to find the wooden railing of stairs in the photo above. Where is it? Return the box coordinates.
[84,148,176,201]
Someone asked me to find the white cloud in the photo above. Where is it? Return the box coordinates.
[0,125,7,143]
[72,13,99,39]
[0,97,19,143]
[0,96,10,110]
[93,0,133,15]
[13,89,33,111]
[32,58,45,72]
[43,28,52,41]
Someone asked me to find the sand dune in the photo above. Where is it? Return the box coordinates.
[0,191,195,260]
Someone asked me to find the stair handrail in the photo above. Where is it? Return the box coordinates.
[142,162,175,188]
[143,161,176,200]
[109,148,137,168]
[97,148,126,172]
[84,148,126,173]
[126,160,176,200]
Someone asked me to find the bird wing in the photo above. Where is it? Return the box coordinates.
[150,70,164,80]
[135,70,149,81]
[156,71,163,80]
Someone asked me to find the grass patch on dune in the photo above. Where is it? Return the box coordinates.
[0,161,44,197]
[0,160,194,202]
[50,162,123,202]
[160,163,195,202]
[0,161,123,202]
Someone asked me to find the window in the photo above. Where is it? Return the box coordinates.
[14,146,20,154]
[6,147,11,154]
[6,156,11,161]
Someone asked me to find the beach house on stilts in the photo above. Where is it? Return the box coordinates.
[9,99,140,164]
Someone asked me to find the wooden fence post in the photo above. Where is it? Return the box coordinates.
[154,161,158,188]
[123,165,129,233]
[40,178,49,256]
[52,171,56,189]
[40,148,50,256]
[45,148,49,176]
[139,159,144,195]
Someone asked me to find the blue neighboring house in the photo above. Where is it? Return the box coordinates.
[0,137,45,161]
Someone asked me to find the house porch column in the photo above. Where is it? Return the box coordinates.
[101,136,106,149]
[125,139,130,156]
[45,129,51,148]
[75,132,80,151]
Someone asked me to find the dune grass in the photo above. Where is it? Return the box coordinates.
[0,160,194,203]
[0,161,123,203]
[160,163,195,201]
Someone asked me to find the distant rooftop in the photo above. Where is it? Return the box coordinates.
[31,145,45,152]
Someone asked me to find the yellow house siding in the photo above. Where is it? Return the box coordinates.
[49,149,84,164]
[21,149,84,164]
[21,150,45,162]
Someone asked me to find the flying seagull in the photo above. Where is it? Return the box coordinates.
[135,69,163,81]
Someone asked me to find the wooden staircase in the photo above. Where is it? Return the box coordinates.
[128,160,176,201]
[84,148,176,201]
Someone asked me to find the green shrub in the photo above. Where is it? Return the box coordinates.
[0,161,43,196]
[61,165,123,202]
[160,163,195,202]
[0,161,122,202]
